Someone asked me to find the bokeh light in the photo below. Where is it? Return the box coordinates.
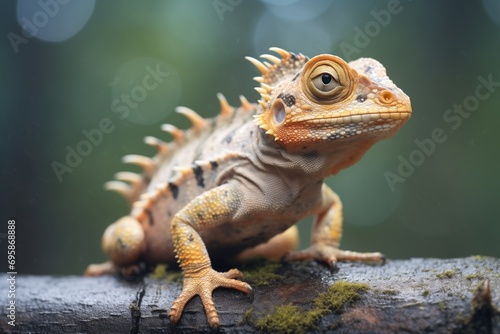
[483,0,500,26]
[16,0,95,42]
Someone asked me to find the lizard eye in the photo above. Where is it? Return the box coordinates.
[308,64,341,98]
[302,56,354,104]
[311,72,339,92]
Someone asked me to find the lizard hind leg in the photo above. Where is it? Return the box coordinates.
[84,216,145,276]
[102,216,145,267]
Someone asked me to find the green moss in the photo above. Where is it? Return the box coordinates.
[438,301,447,311]
[315,281,370,312]
[256,281,369,333]
[239,307,254,325]
[465,273,484,280]
[376,289,399,296]
[422,290,430,297]
[149,264,182,283]
[150,264,169,280]
[165,270,183,283]
[256,305,319,334]
[436,270,456,279]
[414,282,429,289]
[455,311,467,324]
[242,260,283,286]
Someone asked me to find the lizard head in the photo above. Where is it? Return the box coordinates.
[249,48,412,154]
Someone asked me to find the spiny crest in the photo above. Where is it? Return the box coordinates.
[107,49,299,205]
[245,47,309,88]
[217,93,234,117]
[105,90,254,204]
[247,47,309,138]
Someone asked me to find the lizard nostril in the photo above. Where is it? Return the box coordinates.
[379,90,395,104]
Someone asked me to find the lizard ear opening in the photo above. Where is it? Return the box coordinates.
[253,101,285,139]
[273,101,286,125]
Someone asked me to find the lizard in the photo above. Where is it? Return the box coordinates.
[85,47,412,329]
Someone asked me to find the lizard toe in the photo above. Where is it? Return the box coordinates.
[335,250,386,264]
[220,268,244,279]
[168,267,252,328]
[285,243,385,267]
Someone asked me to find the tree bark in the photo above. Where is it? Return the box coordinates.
[1,257,499,333]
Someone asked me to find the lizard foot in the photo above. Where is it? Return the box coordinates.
[84,261,116,276]
[84,261,145,279]
[284,243,385,271]
[169,267,253,329]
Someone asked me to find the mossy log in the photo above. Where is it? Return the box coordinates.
[1,257,499,333]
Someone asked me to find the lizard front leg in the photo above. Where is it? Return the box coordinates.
[168,183,252,329]
[285,183,385,269]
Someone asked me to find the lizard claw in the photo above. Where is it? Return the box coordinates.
[168,267,252,329]
[326,256,339,273]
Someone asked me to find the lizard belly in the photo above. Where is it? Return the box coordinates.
[200,217,297,263]
[142,219,176,265]
[141,213,297,265]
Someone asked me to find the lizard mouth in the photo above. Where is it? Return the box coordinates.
[300,110,412,126]
[299,110,412,141]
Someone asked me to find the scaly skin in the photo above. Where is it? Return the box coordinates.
[85,47,412,329]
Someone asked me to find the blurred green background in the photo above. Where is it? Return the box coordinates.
[1,0,499,275]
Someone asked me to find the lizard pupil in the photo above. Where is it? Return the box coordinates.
[321,73,332,85]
